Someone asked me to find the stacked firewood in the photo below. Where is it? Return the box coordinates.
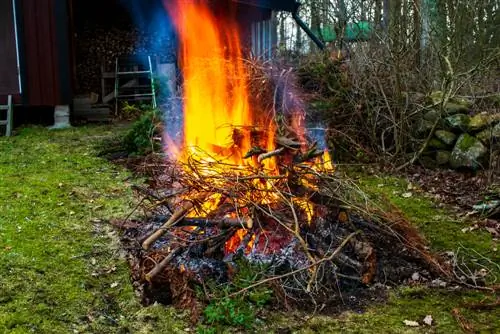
[75,25,176,94]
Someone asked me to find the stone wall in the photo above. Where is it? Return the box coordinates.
[418,92,500,170]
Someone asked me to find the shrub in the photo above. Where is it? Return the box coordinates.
[123,108,162,155]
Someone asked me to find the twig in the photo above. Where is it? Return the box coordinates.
[145,248,182,281]
[142,201,195,250]
[227,231,360,298]
[258,147,284,163]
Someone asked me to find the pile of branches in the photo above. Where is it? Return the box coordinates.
[113,61,459,311]
[122,126,451,310]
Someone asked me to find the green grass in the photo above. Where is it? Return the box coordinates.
[1,126,498,333]
[0,126,187,333]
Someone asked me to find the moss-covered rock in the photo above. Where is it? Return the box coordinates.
[434,130,457,146]
[445,114,470,132]
[469,113,500,132]
[477,123,500,144]
[435,150,451,165]
[445,102,470,114]
[450,134,487,169]
[428,138,448,149]
[430,91,471,114]
[424,109,441,122]
[416,119,435,137]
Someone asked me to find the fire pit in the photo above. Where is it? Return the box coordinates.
[116,0,449,313]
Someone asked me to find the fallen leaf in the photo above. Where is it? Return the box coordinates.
[110,282,119,288]
[403,320,419,327]
[402,192,413,198]
[423,315,433,326]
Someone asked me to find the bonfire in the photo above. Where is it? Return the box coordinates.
[119,0,450,310]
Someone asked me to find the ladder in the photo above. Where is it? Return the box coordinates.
[114,55,157,113]
[0,95,13,136]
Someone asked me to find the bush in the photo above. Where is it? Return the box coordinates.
[123,108,162,155]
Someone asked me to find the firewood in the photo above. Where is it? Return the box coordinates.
[176,217,253,229]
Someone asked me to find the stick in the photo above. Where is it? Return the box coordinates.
[258,147,284,163]
[142,201,194,250]
[145,248,182,281]
[176,217,253,229]
[228,231,360,297]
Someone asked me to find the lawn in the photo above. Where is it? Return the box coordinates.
[0,125,498,333]
[0,126,187,333]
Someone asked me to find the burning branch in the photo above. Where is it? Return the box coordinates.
[142,201,195,250]
[257,147,284,163]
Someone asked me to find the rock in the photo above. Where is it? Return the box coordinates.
[418,156,438,168]
[435,130,457,146]
[416,119,435,137]
[445,114,470,131]
[477,123,500,144]
[445,102,470,114]
[430,91,471,113]
[424,109,441,122]
[428,138,447,149]
[435,150,451,165]
[469,113,500,132]
[450,134,488,169]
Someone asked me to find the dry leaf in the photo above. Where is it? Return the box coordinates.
[402,192,413,198]
[423,315,433,326]
[403,320,419,327]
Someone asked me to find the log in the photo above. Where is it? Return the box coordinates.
[176,217,253,229]
[142,201,194,250]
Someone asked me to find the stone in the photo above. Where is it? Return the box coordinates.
[424,109,441,122]
[435,150,451,165]
[430,91,472,114]
[416,119,435,137]
[428,138,447,149]
[450,134,488,169]
[435,130,457,146]
[469,113,500,132]
[477,123,500,144]
[445,102,470,114]
[445,114,470,131]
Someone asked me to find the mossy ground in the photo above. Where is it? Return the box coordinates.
[0,126,188,333]
[1,126,498,333]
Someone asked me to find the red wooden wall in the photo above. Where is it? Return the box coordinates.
[16,0,72,106]
[0,0,20,98]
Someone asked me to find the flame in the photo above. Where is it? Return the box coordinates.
[163,1,335,255]
[166,0,252,165]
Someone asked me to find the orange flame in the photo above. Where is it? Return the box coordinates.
[164,1,335,255]
[166,0,252,165]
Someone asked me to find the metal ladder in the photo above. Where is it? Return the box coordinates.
[0,95,13,136]
[114,55,157,113]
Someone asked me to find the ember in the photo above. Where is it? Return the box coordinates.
[118,0,449,311]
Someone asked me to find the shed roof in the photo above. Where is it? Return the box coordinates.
[232,0,299,12]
